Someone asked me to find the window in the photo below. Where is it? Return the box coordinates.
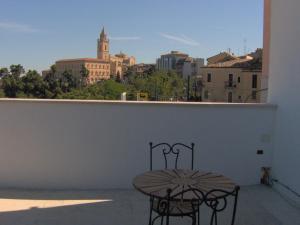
[228,92,233,103]
[228,74,233,87]
[252,74,258,89]
[207,73,212,82]
[238,77,241,83]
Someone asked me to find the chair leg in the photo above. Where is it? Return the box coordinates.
[160,216,164,225]
[231,190,239,225]
[210,210,217,225]
[198,207,200,225]
[192,213,197,225]
[149,199,154,225]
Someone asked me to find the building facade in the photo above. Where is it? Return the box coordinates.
[156,51,189,71]
[177,57,205,79]
[156,51,204,78]
[55,58,110,84]
[131,63,156,75]
[201,49,264,103]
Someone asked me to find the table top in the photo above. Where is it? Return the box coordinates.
[133,169,236,200]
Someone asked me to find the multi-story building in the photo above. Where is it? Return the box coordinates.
[110,52,136,78]
[156,51,189,71]
[201,49,263,103]
[176,57,205,79]
[55,58,110,84]
[130,63,156,75]
[156,51,204,78]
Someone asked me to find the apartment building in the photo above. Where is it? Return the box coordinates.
[201,49,264,103]
[156,51,204,78]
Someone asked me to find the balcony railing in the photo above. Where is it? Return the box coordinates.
[225,81,237,89]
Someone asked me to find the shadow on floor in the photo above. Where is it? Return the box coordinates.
[0,186,298,225]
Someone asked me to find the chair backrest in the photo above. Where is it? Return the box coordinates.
[149,142,195,171]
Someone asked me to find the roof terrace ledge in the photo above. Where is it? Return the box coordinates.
[0,98,277,108]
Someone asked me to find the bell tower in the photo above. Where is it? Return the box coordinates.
[97,27,110,61]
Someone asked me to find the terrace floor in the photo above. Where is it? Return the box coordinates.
[0,185,299,225]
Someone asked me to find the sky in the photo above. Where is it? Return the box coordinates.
[0,0,264,72]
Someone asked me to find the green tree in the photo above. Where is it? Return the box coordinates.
[58,79,127,100]
[60,70,76,93]
[10,64,25,77]
[0,68,9,78]
[115,72,122,83]
[1,74,24,97]
[80,65,89,87]
[22,70,46,98]
[100,79,126,99]
[43,65,62,98]
[145,71,185,101]
[0,89,5,98]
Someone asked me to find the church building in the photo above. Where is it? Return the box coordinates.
[52,27,136,84]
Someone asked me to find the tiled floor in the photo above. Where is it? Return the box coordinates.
[0,185,299,225]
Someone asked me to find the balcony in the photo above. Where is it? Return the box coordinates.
[225,81,237,89]
[0,99,299,225]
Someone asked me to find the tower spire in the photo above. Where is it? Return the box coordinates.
[100,27,106,39]
[97,26,109,60]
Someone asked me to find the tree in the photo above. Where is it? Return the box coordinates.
[115,72,122,83]
[100,79,126,99]
[60,70,76,93]
[43,65,62,98]
[1,74,23,97]
[190,76,204,101]
[80,65,89,87]
[145,70,185,101]
[10,64,25,77]
[22,70,46,98]
[0,68,9,78]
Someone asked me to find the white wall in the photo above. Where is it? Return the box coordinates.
[268,0,300,203]
[0,100,276,189]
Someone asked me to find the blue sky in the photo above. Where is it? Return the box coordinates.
[0,0,263,72]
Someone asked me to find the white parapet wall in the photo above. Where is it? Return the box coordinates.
[0,99,276,189]
[267,0,300,205]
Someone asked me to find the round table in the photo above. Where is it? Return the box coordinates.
[133,169,237,200]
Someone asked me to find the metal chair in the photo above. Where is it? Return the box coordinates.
[152,186,240,225]
[148,142,195,225]
[149,142,195,171]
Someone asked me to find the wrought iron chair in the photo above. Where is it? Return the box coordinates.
[152,186,240,225]
[148,142,195,225]
[149,142,195,171]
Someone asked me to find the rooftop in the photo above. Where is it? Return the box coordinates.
[56,58,110,64]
